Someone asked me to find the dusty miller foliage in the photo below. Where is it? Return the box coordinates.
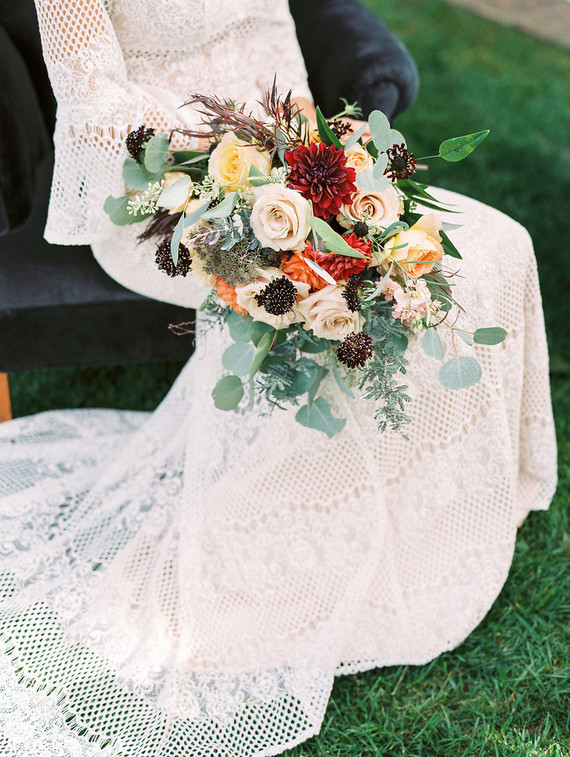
[358,305,412,435]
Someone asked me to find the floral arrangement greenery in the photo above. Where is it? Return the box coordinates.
[105,83,505,438]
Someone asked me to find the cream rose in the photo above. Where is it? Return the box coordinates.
[208,131,271,189]
[297,284,363,340]
[235,267,311,329]
[337,185,403,235]
[343,144,374,174]
[250,185,312,251]
[157,172,193,214]
[381,213,444,278]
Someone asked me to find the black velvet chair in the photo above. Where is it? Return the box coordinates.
[0,0,419,420]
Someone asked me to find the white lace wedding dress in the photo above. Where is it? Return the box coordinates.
[0,2,557,756]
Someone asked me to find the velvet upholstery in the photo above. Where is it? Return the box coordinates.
[0,0,418,373]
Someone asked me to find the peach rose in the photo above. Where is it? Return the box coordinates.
[337,185,403,235]
[235,267,311,329]
[381,213,444,278]
[343,144,374,174]
[297,284,363,340]
[208,131,272,190]
[250,185,312,251]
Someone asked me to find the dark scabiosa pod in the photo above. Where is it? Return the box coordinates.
[126,125,156,163]
[337,331,373,368]
[155,239,192,277]
[384,143,417,181]
[255,276,298,315]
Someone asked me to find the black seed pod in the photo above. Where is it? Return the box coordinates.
[254,276,297,315]
[337,332,373,368]
[342,275,364,312]
[352,221,369,238]
[126,126,155,163]
[155,239,192,277]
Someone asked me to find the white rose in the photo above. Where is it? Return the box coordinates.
[250,185,312,251]
[337,185,403,235]
[235,267,311,330]
[296,284,363,340]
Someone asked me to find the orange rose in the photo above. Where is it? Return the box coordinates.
[381,214,444,278]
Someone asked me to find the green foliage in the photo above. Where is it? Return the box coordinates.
[358,309,411,433]
[103,195,152,225]
[422,327,445,360]
[211,374,244,410]
[439,355,483,389]
[143,133,169,173]
[295,397,346,438]
[438,130,490,162]
[316,106,342,147]
[474,327,508,345]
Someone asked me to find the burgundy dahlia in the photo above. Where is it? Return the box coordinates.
[285,142,357,219]
[337,332,373,369]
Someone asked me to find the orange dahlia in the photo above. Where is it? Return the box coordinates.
[215,278,248,315]
[282,247,329,290]
[304,234,372,280]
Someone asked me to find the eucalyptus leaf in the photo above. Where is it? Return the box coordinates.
[368,110,391,151]
[222,342,255,376]
[422,328,445,360]
[379,221,408,242]
[310,217,366,258]
[226,310,254,342]
[356,168,389,193]
[211,375,244,410]
[316,107,342,148]
[344,123,368,150]
[201,192,238,220]
[439,356,482,390]
[456,330,474,346]
[104,195,150,225]
[249,331,274,378]
[390,128,406,148]
[332,360,355,398]
[373,154,389,179]
[441,222,464,231]
[308,365,328,406]
[170,213,185,266]
[438,130,489,162]
[250,320,275,346]
[473,327,507,345]
[123,157,162,190]
[184,201,209,227]
[157,175,192,210]
[143,133,170,173]
[302,256,337,285]
[291,359,319,395]
[298,334,329,354]
[295,397,346,438]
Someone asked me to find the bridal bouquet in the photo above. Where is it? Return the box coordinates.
[105,85,505,437]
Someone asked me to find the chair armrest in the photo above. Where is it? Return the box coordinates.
[289,0,419,122]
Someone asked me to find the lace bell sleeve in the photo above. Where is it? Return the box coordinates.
[34,0,201,245]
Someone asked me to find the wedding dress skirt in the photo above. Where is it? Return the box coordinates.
[0,191,557,756]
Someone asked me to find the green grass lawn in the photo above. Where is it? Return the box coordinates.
[9,1,570,755]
